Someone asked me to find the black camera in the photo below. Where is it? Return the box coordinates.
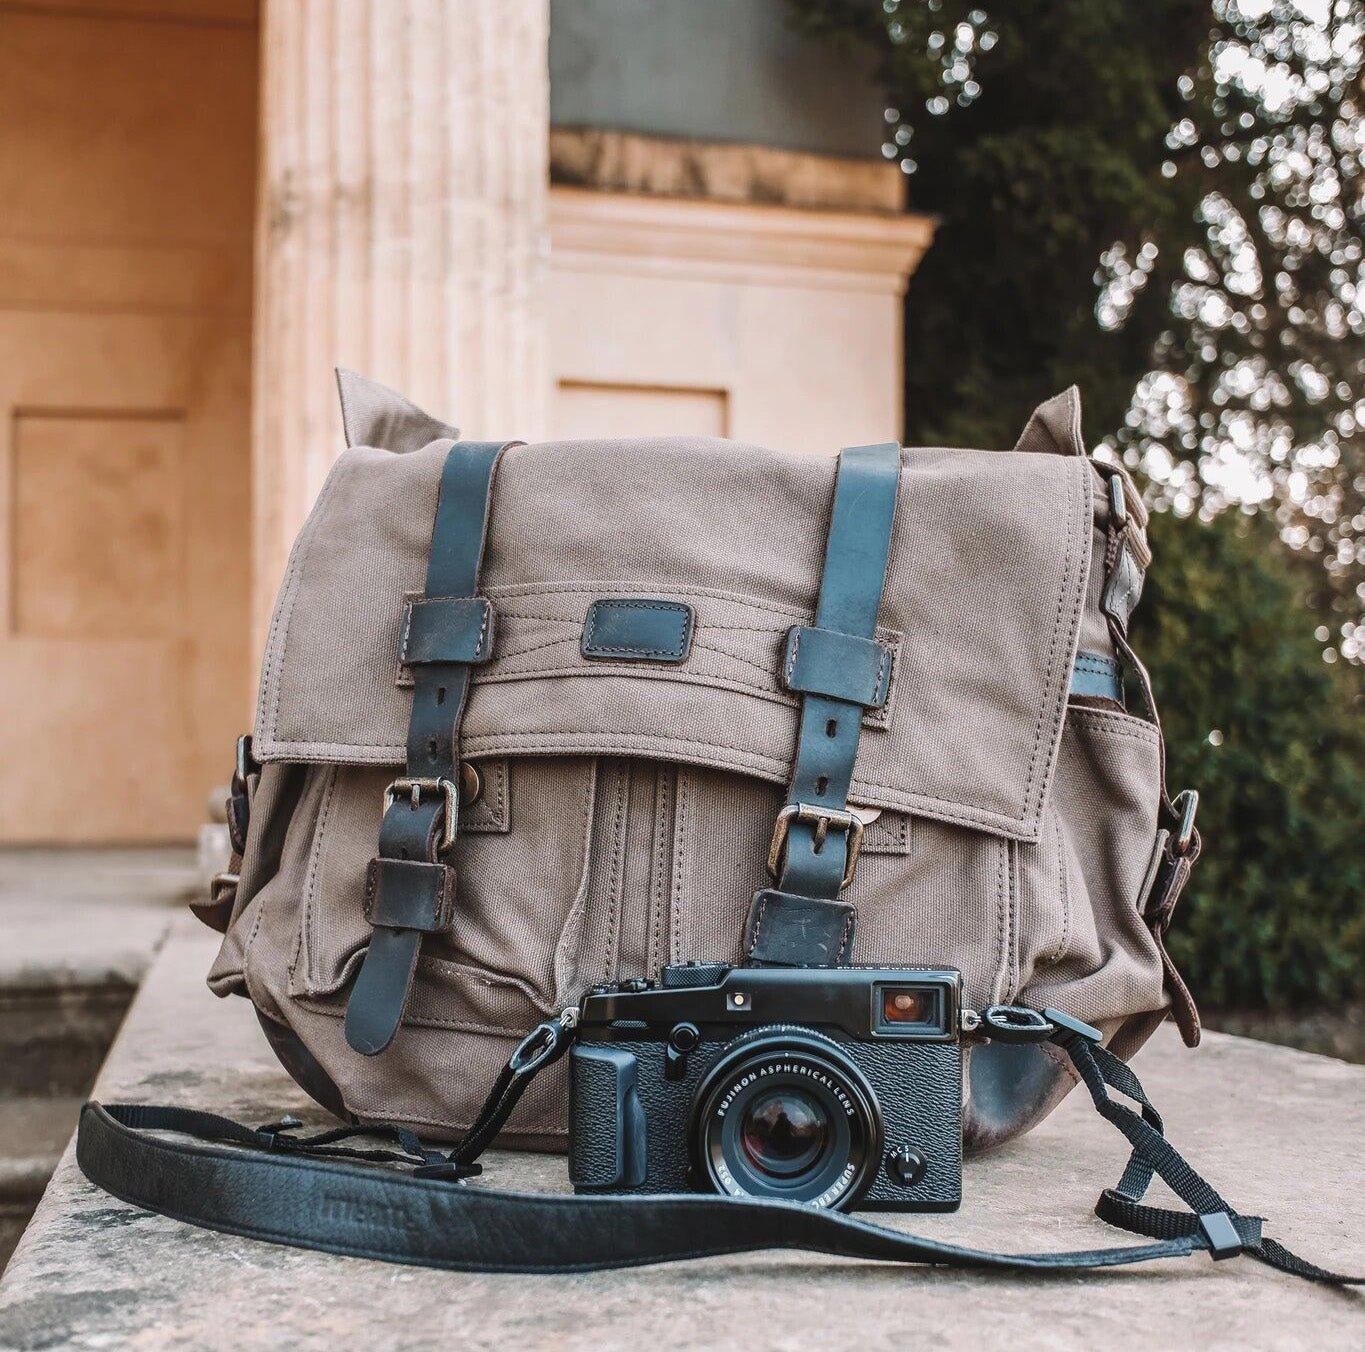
[568,962,963,1211]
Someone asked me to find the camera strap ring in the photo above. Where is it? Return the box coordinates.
[73,1014,1361,1286]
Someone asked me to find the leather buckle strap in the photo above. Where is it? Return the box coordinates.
[767,803,865,890]
[780,625,892,709]
[400,596,496,666]
[753,442,901,964]
[364,858,457,932]
[345,438,514,1059]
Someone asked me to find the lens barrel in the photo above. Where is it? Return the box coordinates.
[690,1027,883,1210]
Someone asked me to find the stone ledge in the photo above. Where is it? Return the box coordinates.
[1,918,1362,1350]
[0,848,196,993]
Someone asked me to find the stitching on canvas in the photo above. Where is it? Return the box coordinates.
[670,770,690,964]
[648,765,671,975]
[295,765,339,987]
[1021,459,1090,822]
[1068,707,1161,746]
[601,761,629,980]
[1048,807,1073,968]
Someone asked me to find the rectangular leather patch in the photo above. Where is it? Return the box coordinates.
[581,598,694,664]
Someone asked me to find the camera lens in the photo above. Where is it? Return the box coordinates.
[739,1089,829,1178]
[691,1027,882,1210]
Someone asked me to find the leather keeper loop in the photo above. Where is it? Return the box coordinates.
[781,625,891,709]
[744,888,856,966]
[364,858,457,933]
[400,596,495,666]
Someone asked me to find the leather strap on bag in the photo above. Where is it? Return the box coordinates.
[344,439,516,1056]
[747,443,902,966]
[74,1014,1361,1285]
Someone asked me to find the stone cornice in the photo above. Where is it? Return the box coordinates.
[549,186,936,296]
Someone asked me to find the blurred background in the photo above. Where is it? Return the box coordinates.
[0,0,1360,1257]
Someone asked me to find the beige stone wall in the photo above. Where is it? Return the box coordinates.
[547,187,933,452]
[0,0,257,841]
[0,1,934,842]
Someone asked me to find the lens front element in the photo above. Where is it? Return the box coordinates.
[692,1028,882,1210]
[739,1088,830,1178]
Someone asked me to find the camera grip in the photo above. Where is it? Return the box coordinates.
[568,1045,648,1189]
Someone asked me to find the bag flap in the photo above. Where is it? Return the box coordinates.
[254,435,1093,843]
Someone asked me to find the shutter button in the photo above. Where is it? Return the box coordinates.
[887,1145,927,1187]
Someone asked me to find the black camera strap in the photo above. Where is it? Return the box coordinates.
[75,1015,1359,1286]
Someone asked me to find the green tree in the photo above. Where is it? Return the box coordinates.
[789,1,1363,657]
[1108,0,1365,662]
[787,0,1211,447]
[789,2,1365,1007]
[1134,508,1365,1006]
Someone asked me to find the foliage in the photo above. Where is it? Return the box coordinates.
[1110,0,1365,663]
[786,0,1211,455]
[787,0,1364,659]
[787,1,1365,1009]
[1135,508,1365,1006]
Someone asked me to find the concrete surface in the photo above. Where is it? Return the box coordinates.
[0,848,197,995]
[0,848,198,1271]
[0,1099,81,1271]
[0,847,195,1097]
[0,918,1361,1352]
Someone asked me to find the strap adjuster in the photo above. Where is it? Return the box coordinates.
[232,734,256,795]
[1171,788,1199,856]
[767,803,865,890]
[1198,1210,1244,1260]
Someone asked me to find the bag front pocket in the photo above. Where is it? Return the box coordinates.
[288,756,598,1020]
[1019,706,1167,1022]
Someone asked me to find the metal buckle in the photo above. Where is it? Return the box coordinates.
[767,803,866,890]
[383,776,459,855]
[1171,788,1199,856]
[209,871,239,906]
[232,734,256,795]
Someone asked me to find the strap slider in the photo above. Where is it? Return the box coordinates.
[232,734,257,795]
[981,1005,1055,1044]
[1171,788,1199,857]
[256,1114,303,1151]
[767,803,865,890]
[1042,1007,1103,1046]
[208,871,240,906]
[1108,472,1128,528]
[1198,1210,1244,1260]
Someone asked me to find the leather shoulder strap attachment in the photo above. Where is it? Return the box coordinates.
[747,443,902,967]
[344,439,516,1056]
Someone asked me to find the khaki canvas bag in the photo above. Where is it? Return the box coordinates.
[194,371,1201,1152]
[78,371,1363,1285]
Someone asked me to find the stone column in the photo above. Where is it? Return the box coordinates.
[251,0,550,640]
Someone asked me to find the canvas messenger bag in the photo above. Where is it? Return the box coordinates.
[74,372,1360,1286]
